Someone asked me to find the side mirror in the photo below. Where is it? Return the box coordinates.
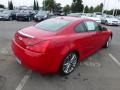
[98,25,107,31]
[101,26,107,31]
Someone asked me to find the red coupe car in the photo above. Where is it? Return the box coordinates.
[12,16,112,75]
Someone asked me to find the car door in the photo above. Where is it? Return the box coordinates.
[85,21,106,52]
[73,22,94,59]
[93,22,109,48]
[84,20,102,52]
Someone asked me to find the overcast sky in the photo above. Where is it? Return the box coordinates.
[0,0,120,10]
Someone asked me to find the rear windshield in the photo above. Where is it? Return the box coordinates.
[34,18,71,31]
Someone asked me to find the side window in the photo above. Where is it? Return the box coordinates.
[75,23,86,33]
[94,22,102,31]
[84,21,96,31]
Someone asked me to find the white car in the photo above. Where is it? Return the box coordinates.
[81,14,101,23]
[67,13,84,17]
[101,15,120,26]
[116,16,120,20]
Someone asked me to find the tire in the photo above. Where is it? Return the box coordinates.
[103,36,112,48]
[28,17,31,21]
[9,17,12,21]
[60,52,78,75]
[105,21,108,25]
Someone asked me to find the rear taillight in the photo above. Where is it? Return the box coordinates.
[26,41,50,53]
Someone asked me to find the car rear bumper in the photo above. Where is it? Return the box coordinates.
[16,16,29,20]
[12,39,59,74]
[0,17,9,20]
[108,22,120,26]
[34,17,44,21]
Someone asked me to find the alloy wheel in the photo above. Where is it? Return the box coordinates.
[62,52,78,75]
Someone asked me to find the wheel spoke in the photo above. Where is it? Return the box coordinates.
[64,63,70,73]
[70,55,75,61]
[63,53,77,74]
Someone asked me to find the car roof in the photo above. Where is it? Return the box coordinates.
[56,16,89,22]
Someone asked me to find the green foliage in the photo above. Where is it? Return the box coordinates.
[63,5,71,15]
[84,6,89,13]
[116,10,120,15]
[42,0,55,12]
[84,3,103,13]
[54,3,62,13]
[33,0,37,10]
[71,0,84,13]
[89,6,94,13]
[104,9,120,15]
[36,1,39,10]
[94,3,103,12]
[33,0,39,10]
[8,1,13,10]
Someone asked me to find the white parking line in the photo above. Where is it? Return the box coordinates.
[108,53,120,66]
[16,70,32,90]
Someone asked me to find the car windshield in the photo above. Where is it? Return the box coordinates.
[37,12,47,15]
[106,15,114,18]
[35,18,71,31]
[67,13,81,17]
[19,10,29,14]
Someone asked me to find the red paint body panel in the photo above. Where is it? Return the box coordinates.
[12,17,112,74]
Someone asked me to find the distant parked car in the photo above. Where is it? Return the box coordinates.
[101,15,120,26]
[16,10,31,21]
[53,12,61,16]
[0,10,16,20]
[0,8,5,13]
[116,15,120,20]
[81,14,101,23]
[67,13,83,17]
[28,10,36,20]
[34,11,49,22]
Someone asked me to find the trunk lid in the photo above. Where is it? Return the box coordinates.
[15,26,55,48]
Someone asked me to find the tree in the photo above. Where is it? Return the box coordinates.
[89,6,94,13]
[116,9,120,15]
[33,0,37,10]
[63,5,70,15]
[71,0,84,13]
[54,3,62,13]
[42,0,55,12]
[84,6,89,13]
[0,4,5,8]
[36,1,39,10]
[94,3,103,12]
[8,1,13,10]
[99,3,103,12]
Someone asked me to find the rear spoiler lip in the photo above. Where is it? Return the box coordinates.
[18,31,34,38]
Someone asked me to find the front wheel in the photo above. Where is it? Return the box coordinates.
[27,17,31,21]
[60,52,78,75]
[105,21,109,25]
[104,36,112,48]
[9,17,12,21]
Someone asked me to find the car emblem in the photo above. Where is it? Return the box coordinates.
[19,36,22,40]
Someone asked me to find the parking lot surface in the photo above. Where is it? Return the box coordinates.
[0,21,120,90]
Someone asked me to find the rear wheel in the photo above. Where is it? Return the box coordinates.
[60,52,78,75]
[104,36,112,48]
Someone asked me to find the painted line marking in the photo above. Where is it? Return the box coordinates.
[16,70,32,90]
[108,53,120,66]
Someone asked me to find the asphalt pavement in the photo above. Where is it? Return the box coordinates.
[0,21,120,90]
